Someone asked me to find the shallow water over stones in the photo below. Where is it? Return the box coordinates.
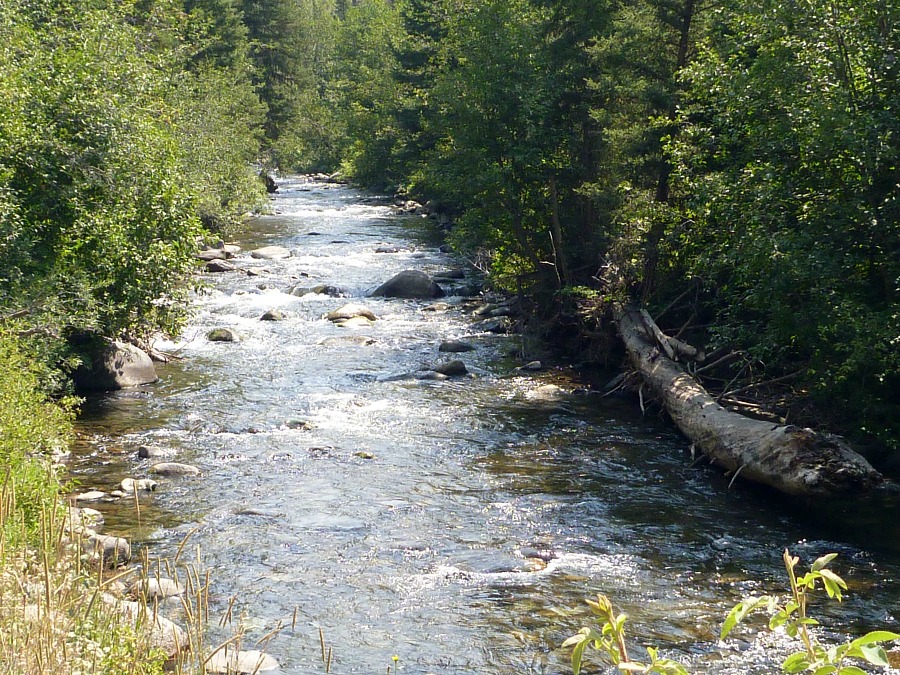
[71,177,900,674]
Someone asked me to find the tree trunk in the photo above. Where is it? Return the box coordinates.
[616,307,882,496]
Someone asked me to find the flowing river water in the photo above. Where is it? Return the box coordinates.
[71,177,900,674]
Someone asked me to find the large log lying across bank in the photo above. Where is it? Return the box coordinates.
[616,307,882,496]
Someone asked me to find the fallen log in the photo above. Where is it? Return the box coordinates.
[616,307,881,496]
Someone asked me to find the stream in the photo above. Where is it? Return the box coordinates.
[71,176,900,674]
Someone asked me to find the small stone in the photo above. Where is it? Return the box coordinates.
[260,309,285,321]
[423,302,451,312]
[207,328,239,342]
[75,490,107,502]
[519,360,542,371]
[110,490,126,498]
[223,244,241,257]
[354,451,376,460]
[150,462,201,477]
[336,316,373,328]
[439,340,475,353]
[285,420,313,431]
[433,360,468,377]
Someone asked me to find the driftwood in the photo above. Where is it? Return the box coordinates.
[616,307,881,496]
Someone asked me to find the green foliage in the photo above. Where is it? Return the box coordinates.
[0,332,72,543]
[563,593,689,675]
[722,550,900,674]
[670,0,900,447]
[567,551,900,675]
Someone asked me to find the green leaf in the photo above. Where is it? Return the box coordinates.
[859,644,891,666]
[782,652,811,673]
[562,628,590,648]
[811,553,838,572]
[811,666,837,675]
[849,630,900,647]
[836,667,868,675]
[571,634,588,675]
[721,596,771,640]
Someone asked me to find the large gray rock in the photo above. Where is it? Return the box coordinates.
[74,340,158,392]
[371,270,444,299]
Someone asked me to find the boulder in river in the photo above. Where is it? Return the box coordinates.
[150,462,201,477]
[74,339,158,392]
[289,283,344,298]
[120,478,158,493]
[206,259,236,273]
[371,270,444,299]
[260,309,285,321]
[138,444,172,459]
[326,304,377,323]
[432,268,466,281]
[196,249,226,261]
[432,360,468,377]
[207,328,240,342]
[250,245,291,260]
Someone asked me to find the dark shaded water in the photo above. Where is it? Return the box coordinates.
[71,177,900,674]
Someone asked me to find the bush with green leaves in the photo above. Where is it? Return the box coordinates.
[565,550,900,675]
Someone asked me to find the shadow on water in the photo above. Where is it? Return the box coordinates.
[69,177,900,675]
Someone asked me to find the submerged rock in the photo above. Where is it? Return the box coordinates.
[371,270,444,299]
[325,304,377,323]
[439,340,475,353]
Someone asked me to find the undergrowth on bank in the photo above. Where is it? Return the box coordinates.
[565,550,900,675]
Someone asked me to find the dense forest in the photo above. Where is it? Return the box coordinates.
[1,0,898,493]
